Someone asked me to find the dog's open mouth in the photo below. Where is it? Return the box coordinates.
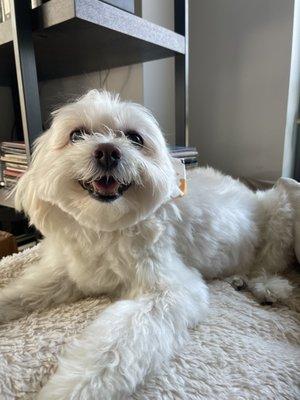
[80,176,131,202]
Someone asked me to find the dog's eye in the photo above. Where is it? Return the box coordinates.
[70,129,86,143]
[125,131,144,147]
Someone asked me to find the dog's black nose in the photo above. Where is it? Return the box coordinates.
[93,143,121,169]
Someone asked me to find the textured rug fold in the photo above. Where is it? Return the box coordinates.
[0,246,299,399]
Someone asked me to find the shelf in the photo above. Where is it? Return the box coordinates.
[0,0,185,82]
[0,188,15,209]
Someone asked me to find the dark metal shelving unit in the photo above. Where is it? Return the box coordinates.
[0,0,189,207]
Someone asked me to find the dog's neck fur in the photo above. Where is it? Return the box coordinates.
[39,200,181,298]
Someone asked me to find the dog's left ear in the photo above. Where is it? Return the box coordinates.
[14,132,52,232]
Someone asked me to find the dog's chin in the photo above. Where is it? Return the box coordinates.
[79,176,131,203]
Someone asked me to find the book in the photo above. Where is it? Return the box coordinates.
[6,162,27,170]
[1,141,26,149]
[1,147,27,155]
[171,151,198,158]
[4,169,24,178]
[1,156,27,164]
[169,146,197,153]
[0,141,28,188]
[3,177,18,186]
[169,146,199,170]
[6,166,27,174]
[182,157,198,165]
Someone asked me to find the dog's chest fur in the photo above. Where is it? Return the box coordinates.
[59,213,170,296]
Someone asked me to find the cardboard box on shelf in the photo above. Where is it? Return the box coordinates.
[0,230,18,258]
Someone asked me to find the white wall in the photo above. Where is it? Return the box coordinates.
[39,64,143,128]
[142,0,175,144]
[282,0,300,177]
[189,0,295,180]
[0,65,143,134]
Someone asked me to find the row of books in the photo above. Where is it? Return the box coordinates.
[0,142,28,188]
[0,142,198,188]
[169,146,199,169]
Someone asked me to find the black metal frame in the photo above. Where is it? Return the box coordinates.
[294,116,300,181]
[174,0,188,146]
[11,0,43,159]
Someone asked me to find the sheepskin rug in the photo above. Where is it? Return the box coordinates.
[0,246,299,400]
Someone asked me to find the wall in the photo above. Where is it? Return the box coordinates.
[189,0,295,180]
[282,0,300,177]
[39,64,143,128]
[142,0,175,145]
[0,65,143,136]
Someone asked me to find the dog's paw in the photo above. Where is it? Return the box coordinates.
[38,373,100,400]
[38,361,120,400]
[248,275,294,305]
[39,379,87,400]
[226,275,247,291]
[38,375,120,400]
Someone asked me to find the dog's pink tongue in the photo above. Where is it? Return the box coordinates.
[92,177,119,194]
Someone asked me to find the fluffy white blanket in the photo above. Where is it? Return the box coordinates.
[0,246,299,400]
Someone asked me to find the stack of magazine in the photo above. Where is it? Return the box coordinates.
[169,146,198,169]
[0,142,28,188]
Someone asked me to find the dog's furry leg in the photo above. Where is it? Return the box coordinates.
[38,267,208,400]
[254,185,294,274]
[277,177,300,263]
[243,182,296,304]
[0,261,81,322]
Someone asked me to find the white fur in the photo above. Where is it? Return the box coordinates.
[0,90,298,399]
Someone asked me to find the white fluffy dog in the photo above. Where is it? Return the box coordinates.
[0,90,299,399]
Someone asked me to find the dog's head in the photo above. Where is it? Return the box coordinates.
[15,90,178,233]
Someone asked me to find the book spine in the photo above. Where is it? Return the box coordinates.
[0,142,28,188]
